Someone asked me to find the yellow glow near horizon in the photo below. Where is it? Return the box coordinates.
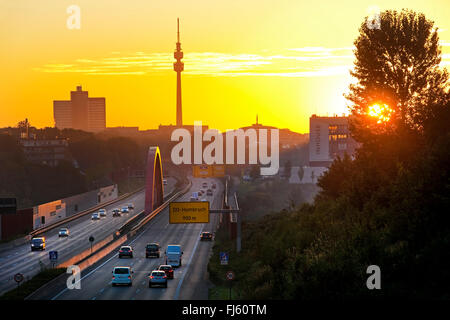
[0,0,449,133]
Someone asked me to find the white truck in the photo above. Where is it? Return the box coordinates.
[165,244,183,267]
[190,192,199,201]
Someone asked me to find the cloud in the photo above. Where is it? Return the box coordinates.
[34,47,355,77]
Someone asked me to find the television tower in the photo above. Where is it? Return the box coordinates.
[174,18,184,127]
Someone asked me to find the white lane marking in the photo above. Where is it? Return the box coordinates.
[173,228,203,300]
[51,213,155,300]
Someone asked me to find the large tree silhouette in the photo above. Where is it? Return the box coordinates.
[346,9,449,140]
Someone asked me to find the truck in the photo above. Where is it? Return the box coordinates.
[165,244,183,267]
[190,192,199,201]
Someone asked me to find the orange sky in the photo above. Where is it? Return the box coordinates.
[0,0,449,133]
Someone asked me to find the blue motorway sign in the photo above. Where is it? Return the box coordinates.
[49,250,58,261]
[220,252,229,265]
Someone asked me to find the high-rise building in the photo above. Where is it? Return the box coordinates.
[54,86,106,132]
[309,115,358,167]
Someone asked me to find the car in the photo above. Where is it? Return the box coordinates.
[158,265,174,279]
[112,208,121,217]
[99,209,107,217]
[118,246,133,258]
[31,237,46,251]
[190,196,197,202]
[163,179,168,186]
[91,212,100,220]
[202,182,208,188]
[201,198,208,202]
[112,267,133,286]
[212,183,216,189]
[121,206,129,214]
[58,228,69,237]
[127,203,134,210]
[149,270,167,288]
[206,189,213,196]
[200,231,213,241]
[145,243,160,258]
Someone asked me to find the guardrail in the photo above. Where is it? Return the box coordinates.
[116,184,183,235]
[29,186,146,238]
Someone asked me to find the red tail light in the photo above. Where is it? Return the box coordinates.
[112,276,115,279]
[128,276,131,279]
[163,275,167,279]
[150,276,154,279]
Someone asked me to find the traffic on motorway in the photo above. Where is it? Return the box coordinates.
[46,177,222,300]
[0,178,177,296]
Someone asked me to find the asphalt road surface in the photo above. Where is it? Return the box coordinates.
[50,177,222,300]
[0,178,176,296]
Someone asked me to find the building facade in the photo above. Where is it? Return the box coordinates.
[54,86,106,132]
[19,138,71,167]
[309,115,358,167]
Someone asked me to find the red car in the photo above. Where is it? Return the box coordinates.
[159,265,174,279]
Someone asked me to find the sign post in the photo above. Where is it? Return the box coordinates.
[169,201,209,224]
[226,271,235,300]
[49,250,58,268]
[14,273,24,291]
[89,236,95,253]
[220,252,229,265]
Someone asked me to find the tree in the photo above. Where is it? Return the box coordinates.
[346,9,449,140]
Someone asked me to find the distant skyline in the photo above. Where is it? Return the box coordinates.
[1,0,449,133]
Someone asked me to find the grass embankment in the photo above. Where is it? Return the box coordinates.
[0,268,66,300]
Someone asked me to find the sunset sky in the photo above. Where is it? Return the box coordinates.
[1,0,449,133]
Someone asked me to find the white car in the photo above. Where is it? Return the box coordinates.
[112,267,133,286]
[127,203,134,210]
[99,209,107,217]
[91,212,100,220]
[58,228,69,237]
[121,207,129,214]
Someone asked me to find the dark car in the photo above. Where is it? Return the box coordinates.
[145,243,160,258]
[112,209,121,217]
[206,189,213,196]
[31,237,46,251]
[212,183,216,189]
[119,246,133,258]
[158,264,174,279]
[200,232,213,241]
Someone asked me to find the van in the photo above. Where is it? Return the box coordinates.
[165,245,183,267]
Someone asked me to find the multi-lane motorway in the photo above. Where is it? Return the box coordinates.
[46,177,222,300]
[0,178,176,296]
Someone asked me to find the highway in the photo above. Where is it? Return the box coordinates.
[0,178,176,296]
[49,177,222,300]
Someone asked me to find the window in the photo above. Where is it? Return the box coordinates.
[41,216,45,224]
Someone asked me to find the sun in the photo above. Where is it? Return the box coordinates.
[367,103,394,123]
